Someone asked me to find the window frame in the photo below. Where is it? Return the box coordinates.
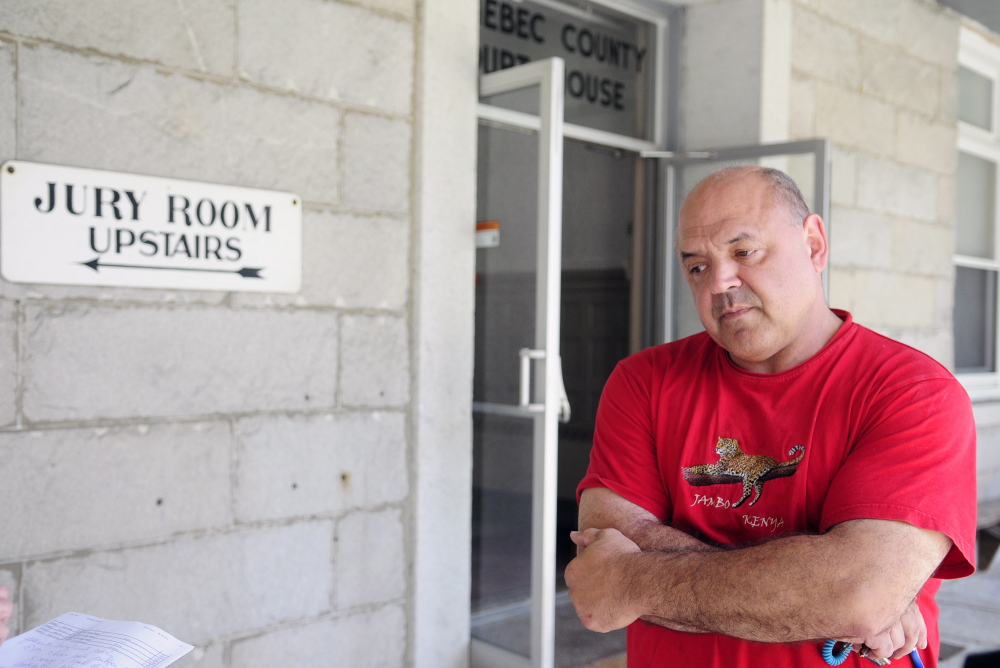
[956,28,1000,396]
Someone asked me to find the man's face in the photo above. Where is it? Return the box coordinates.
[676,171,827,371]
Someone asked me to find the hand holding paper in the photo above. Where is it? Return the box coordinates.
[0,612,192,668]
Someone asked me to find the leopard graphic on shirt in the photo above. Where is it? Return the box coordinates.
[682,437,805,508]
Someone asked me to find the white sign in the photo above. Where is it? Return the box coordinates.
[0,161,302,292]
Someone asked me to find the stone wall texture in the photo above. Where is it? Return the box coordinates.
[0,0,426,664]
[788,0,961,365]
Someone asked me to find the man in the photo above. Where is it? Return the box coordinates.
[566,166,977,667]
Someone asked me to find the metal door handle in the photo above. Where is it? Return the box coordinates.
[518,348,571,423]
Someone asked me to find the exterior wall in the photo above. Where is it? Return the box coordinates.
[0,1,477,667]
[681,0,766,148]
[787,0,960,366]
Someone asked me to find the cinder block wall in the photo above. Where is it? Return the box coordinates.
[787,0,960,364]
[0,0,461,665]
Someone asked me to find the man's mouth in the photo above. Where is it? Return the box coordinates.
[718,306,753,320]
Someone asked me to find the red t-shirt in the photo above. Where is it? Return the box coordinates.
[577,311,977,667]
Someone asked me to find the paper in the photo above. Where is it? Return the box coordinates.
[0,612,193,668]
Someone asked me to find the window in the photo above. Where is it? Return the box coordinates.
[955,29,1000,387]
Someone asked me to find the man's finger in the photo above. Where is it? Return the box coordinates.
[570,528,601,547]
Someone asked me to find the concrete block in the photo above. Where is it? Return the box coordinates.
[239,0,413,115]
[0,280,230,305]
[828,206,893,270]
[806,0,957,68]
[791,6,861,88]
[814,81,895,156]
[298,212,409,308]
[18,44,340,206]
[828,267,936,329]
[0,0,234,75]
[789,75,815,139]
[797,0,910,51]
[939,65,958,125]
[977,424,1000,473]
[23,521,334,643]
[22,304,339,421]
[896,111,958,174]
[0,301,15,427]
[938,174,956,227]
[340,314,410,407]
[880,326,951,367]
[235,411,408,522]
[235,211,409,310]
[856,155,938,222]
[229,604,405,668]
[681,0,763,148]
[935,275,955,331]
[896,2,959,69]
[0,422,231,558]
[0,40,15,158]
[335,509,406,609]
[892,219,953,277]
[831,145,858,207]
[0,565,20,639]
[858,39,941,117]
[341,112,412,214]
[358,0,415,17]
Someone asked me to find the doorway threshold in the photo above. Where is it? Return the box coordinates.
[471,590,627,668]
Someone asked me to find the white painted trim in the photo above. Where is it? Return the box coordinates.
[477,103,661,153]
[409,0,478,666]
[956,28,1000,387]
[759,0,792,143]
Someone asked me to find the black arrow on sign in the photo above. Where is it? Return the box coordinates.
[79,258,264,278]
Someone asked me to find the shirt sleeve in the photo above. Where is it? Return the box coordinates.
[820,374,977,579]
[577,354,672,521]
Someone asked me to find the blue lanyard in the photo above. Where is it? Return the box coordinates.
[821,640,926,667]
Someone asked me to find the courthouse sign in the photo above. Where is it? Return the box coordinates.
[0,161,302,293]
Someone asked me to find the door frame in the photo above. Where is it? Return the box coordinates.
[472,56,566,668]
[643,138,832,343]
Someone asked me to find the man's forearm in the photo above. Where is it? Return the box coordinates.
[578,487,719,554]
[625,523,720,633]
[618,522,943,643]
[573,488,948,642]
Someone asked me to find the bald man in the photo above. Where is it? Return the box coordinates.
[567,166,977,668]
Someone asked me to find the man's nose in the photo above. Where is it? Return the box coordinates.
[709,261,741,294]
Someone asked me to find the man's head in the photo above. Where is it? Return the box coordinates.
[677,165,838,373]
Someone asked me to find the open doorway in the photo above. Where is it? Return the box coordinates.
[472,124,649,666]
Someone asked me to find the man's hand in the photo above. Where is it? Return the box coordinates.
[853,599,926,661]
[0,585,13,646]
[565,528,644,633]
[575,488,951,644]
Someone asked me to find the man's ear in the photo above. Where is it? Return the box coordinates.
[802,213,829,272]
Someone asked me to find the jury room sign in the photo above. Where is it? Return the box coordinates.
[0,161,302,293]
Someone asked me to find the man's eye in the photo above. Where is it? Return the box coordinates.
[688,264,705,275]
[736,249,755,258]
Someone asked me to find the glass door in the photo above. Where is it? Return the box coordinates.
[472,57,567,668]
